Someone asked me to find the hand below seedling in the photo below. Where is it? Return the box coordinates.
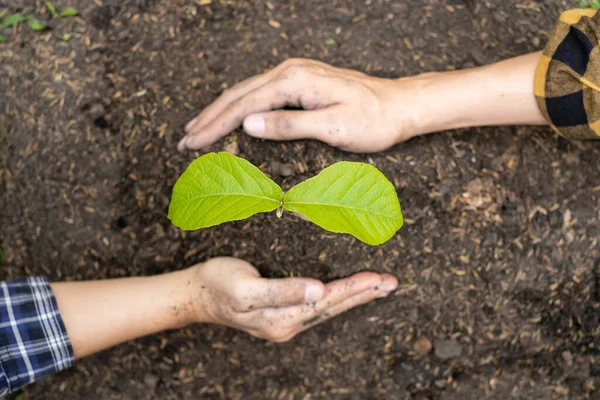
[54,256,399,359]
[188,257,398,342]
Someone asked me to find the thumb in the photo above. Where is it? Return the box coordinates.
[244,277,326,309]
[243,108,338,142]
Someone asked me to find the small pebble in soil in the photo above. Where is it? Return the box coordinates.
[143,373,159,391]
[562,351,573,366]
[223,139,239,155]
[433,339,462,360]
[413,336,432,355]
[271,161,295,177]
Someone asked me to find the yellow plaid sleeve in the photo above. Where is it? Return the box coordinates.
[535,8,600,140]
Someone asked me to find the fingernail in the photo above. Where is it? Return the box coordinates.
[305,283,325,303]
[384,281,397,292]
[243,114,265,138]
[185,117,198,132]
[377,291,393,299]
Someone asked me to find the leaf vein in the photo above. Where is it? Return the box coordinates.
[286,201,399,221]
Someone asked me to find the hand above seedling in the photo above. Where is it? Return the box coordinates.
[168,152,403,246]
[179,53,548,153]
[178,58,420,153]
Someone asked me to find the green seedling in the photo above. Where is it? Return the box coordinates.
[1,5,78,43]
[56,32,71,41]
[168,152,403,246]
[1,13,31,28]
[44,2,78,18]
[578,0,600,8]
[44,2,58,17]
[58,7,78,18]
[27,18,47,31]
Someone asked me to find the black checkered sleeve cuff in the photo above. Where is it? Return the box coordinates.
[535,8,600,140]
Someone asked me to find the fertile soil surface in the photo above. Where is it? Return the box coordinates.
[1,0,600,399]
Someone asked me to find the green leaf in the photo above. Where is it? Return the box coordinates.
[27,18,46,31]
[1,13,31,28]
[168,152,283,230]
[58,7,78,18]
[44,1,58,17]
[0,34,7,42]
[57,32,71,41]
[283,162,403,246]
[325,38,336,45]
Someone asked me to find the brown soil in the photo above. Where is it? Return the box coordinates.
[1,0,599,399]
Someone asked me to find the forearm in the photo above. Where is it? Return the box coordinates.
[51,268,202,359]
[402,51,546,138]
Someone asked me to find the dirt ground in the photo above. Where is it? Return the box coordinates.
[1,0,599,398]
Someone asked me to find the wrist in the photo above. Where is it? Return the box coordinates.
[181,264,214,326]
[378,71,477,145]
[396,69,483,138]
[396,52,545,138]
[152,267,206,329]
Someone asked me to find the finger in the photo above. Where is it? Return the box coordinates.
[266,274,397,342]
[182,80,293,150]
[180,59,319,151]
[182,73,339,150]
[298,281,395,333]
[183,74,269,136]
[239,277,326,310]
[269,272,396,322]
[318,272,397,311]
[183,77,306,150]
[242,107,341,143]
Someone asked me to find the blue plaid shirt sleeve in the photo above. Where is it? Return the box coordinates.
[0,277,74,396]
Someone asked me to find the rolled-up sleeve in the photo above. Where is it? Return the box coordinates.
[535,8,600,140]
[0,277,74,396]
